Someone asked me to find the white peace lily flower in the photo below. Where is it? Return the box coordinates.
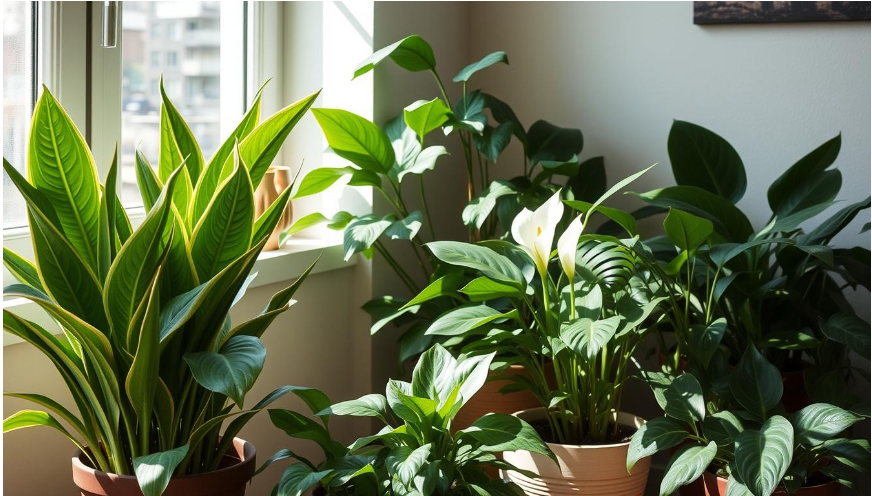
[557,214,584,281]
[511,190,564,275]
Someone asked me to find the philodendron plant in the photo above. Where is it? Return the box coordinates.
[2,82,318,496]
[627,347,870,496]
[400,166,661,444]
[260,344,555,496]
[288,34,607,368]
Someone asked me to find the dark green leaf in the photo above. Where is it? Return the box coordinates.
[668,120,746,203]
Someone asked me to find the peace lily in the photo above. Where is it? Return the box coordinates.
[557,214,584,281]
[511,190,564,276]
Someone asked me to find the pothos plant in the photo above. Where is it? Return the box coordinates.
[626,346,870,496]
[288,34,607,368]
[259,344,555,496]
[399,166,661,444]
[2,81,319,496]
[624,120,870,405]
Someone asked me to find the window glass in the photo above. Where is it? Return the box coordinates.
[120,1,224,207]
[3,1,34,228]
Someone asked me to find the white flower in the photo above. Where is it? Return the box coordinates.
[511,190,564,275]
[557,214,584,281]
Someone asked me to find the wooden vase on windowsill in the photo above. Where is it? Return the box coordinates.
[255,166,294,250]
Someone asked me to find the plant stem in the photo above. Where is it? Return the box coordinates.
[419,175,436,241]
[374,241,419,293]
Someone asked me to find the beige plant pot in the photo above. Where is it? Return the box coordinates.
[502,407,651,496]
[254,166,294,250]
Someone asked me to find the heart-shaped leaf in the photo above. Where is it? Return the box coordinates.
[559,316,622,359]
[664,374,705,423]
[184,335,266,408]
[668,120,746,203]
[730,346,782,420]
[733,416,793,496]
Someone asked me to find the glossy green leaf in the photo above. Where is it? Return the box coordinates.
[527,120,583,165]
[568,156,607,203]
[463,180,517,229]
[460,413,556,461]
[427,241,525,289]
[184,335,266,408]
[460,277,520,302]
[284,211,353,237]
[396,145,448,183]
[401,273,465,310]
[820,313,870,359]
[320,394,389,424]
[631,185,753,242]
[559,316,622,360]
[454,51,508,82]
[663,374,706,423]
[343,214,393,261]
[822,438,870,471]
[159,78,203,183]
[450,91,488,134]
[384,211,422,241]
[626,416,689,472]
[404,98,451,139]
[474,122,514,163]
[426,305,516,337]
[483,93,527,147]
[664,208,713,252]
[565,200,637,237]
[411,344,457,402]
[387,444,431,486]
[133,445,189,496]
[125,266,162,450]
[313,108,394,173]
[293,167,354,199]
[276,464,332,496]
[799,196,871,246]
[790,403,864,447]
[135,148,162,211]
[3,248,44,291]
[3,409,88,455]
[733,416,793,496]
[709,238,794,269]
[659,442,718,496]
[768,135,841,217]
[268,409,347,459]
[668,120,746,203]
[730,346,783,420]
[704,411,744,446]
[354,35,436,79]
[688,318,726,368]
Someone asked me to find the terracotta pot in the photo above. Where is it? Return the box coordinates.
[452,365,544,432]
[254,166,294,251]
[72,438,256,496]
[701,471,840,496]
[502,407,651,496]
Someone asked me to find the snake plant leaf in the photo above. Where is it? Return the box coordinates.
[404,98,452,139]
[460,413,556,461]
[559,316,622,360]
[191,150,254,280]
[733,416,794,496]
[159,77,204,183]
[659,442,718,496]
[626,416,689,472]
[184,335,266,408]
[104,166,181,336]
[768,134,841,217]
[2,410,89,456]
[387,444,431,486]
[820,313,871,359]
[133,445,189,496]
[313,108,395,173]
[730,346,783,421]
[668,120,746,204]
[790,403,864,447]
[276,464,332,496]
[135,148,162,211]
[240,89,321,189]
[663,373,706,423]
[427,241,526,289]
[2,247,44,291]
[28,87,101,270]
[630,186,753,242]
[526,120,583,166]
[353,35,436,79]
[664,208,713,253]
[454,51,508,83]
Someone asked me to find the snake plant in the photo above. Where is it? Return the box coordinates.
[3,81,319,496]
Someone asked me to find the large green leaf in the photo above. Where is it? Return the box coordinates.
[425,305,514,337]
[482,93,527,148]
[790,403,864,447]
[276,463,332,496]
[768,135,841,217]
[626,416,689,472]
[568,156,607,203]
[410,344,457,403]
[28,87,101,270]
[427,241,525,289]
[820,313,870,359]
[190,153,254,280]
[526,120,582,165]
[454,51,509,82]
[159,78,204,183]
[2,409,89,455]
[3,248,44,291]
[799,196,870,246]
[125,266,162,450]
[268,409,347,459]
[733,416,794,496]
[135,148,162,211]
[294,167,355,198]
[668,120,746,203]
[703,411,744,446]
[460,277,520,302]
[460,413,556,461]
[575,238,636,290]
[203,80,266,190]
[401,272,465,310]
[663,208,714,253]
[396,145,447,183]
[313,108,394,173]
[320,394,389,424]
[631,186,753,242]
[132,445,189,496]
[463,180,517,229]
[688,319,726,368]
[659,442,718,496]
[354,35,436,79]
[404,98,451,139]
[730,346,783,420]
[343,214,393,261]
[663,374,706,423]
[387,444,431,487]
[184,335,266,408]
[474,122,513,163]
[822,438,871,471]
[559,316,622,360]
[566,200,637,237]
[384,211,423,241]
[386,379,438,425]
[451,91,488,134]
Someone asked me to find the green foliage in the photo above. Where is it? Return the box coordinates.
[3,84,318,495]
[263,345,553,496]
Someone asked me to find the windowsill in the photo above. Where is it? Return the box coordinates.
[3,238,352,347]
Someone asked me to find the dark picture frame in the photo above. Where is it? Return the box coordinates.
[694,1,871,25]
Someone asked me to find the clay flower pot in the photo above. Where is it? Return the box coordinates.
[255,166,294,251]
[452,365,543,432]
[72,438,256,496]
[502,407,651,496]
[701,470,840,496]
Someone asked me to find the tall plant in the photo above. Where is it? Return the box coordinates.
[3,82,318,496]
[290,34,606,367]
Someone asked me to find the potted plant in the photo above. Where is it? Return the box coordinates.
[627,347,870,496]
[397,165,661,495]
[289,34,608,429]
[258,344,556,495]
[2,81,318,496]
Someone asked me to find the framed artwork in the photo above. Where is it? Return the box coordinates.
[694,1,871,25]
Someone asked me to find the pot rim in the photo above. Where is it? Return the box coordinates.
[71,437,256,482]
[512,407,646,449]
[704,469,841,491]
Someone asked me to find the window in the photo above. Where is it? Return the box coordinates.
[3,1,35,229]
[150,21,161,39]
[166,50,177,67]
[150,50,161,67]
[167,21,179,41]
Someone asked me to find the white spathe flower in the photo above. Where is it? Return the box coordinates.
[511,190,564,275]
[557,214,584,281]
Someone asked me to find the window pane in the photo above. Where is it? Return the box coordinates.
[3,1,34,229]
[120,1,225,207]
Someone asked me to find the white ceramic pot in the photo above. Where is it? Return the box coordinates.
[502,407,651,496]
